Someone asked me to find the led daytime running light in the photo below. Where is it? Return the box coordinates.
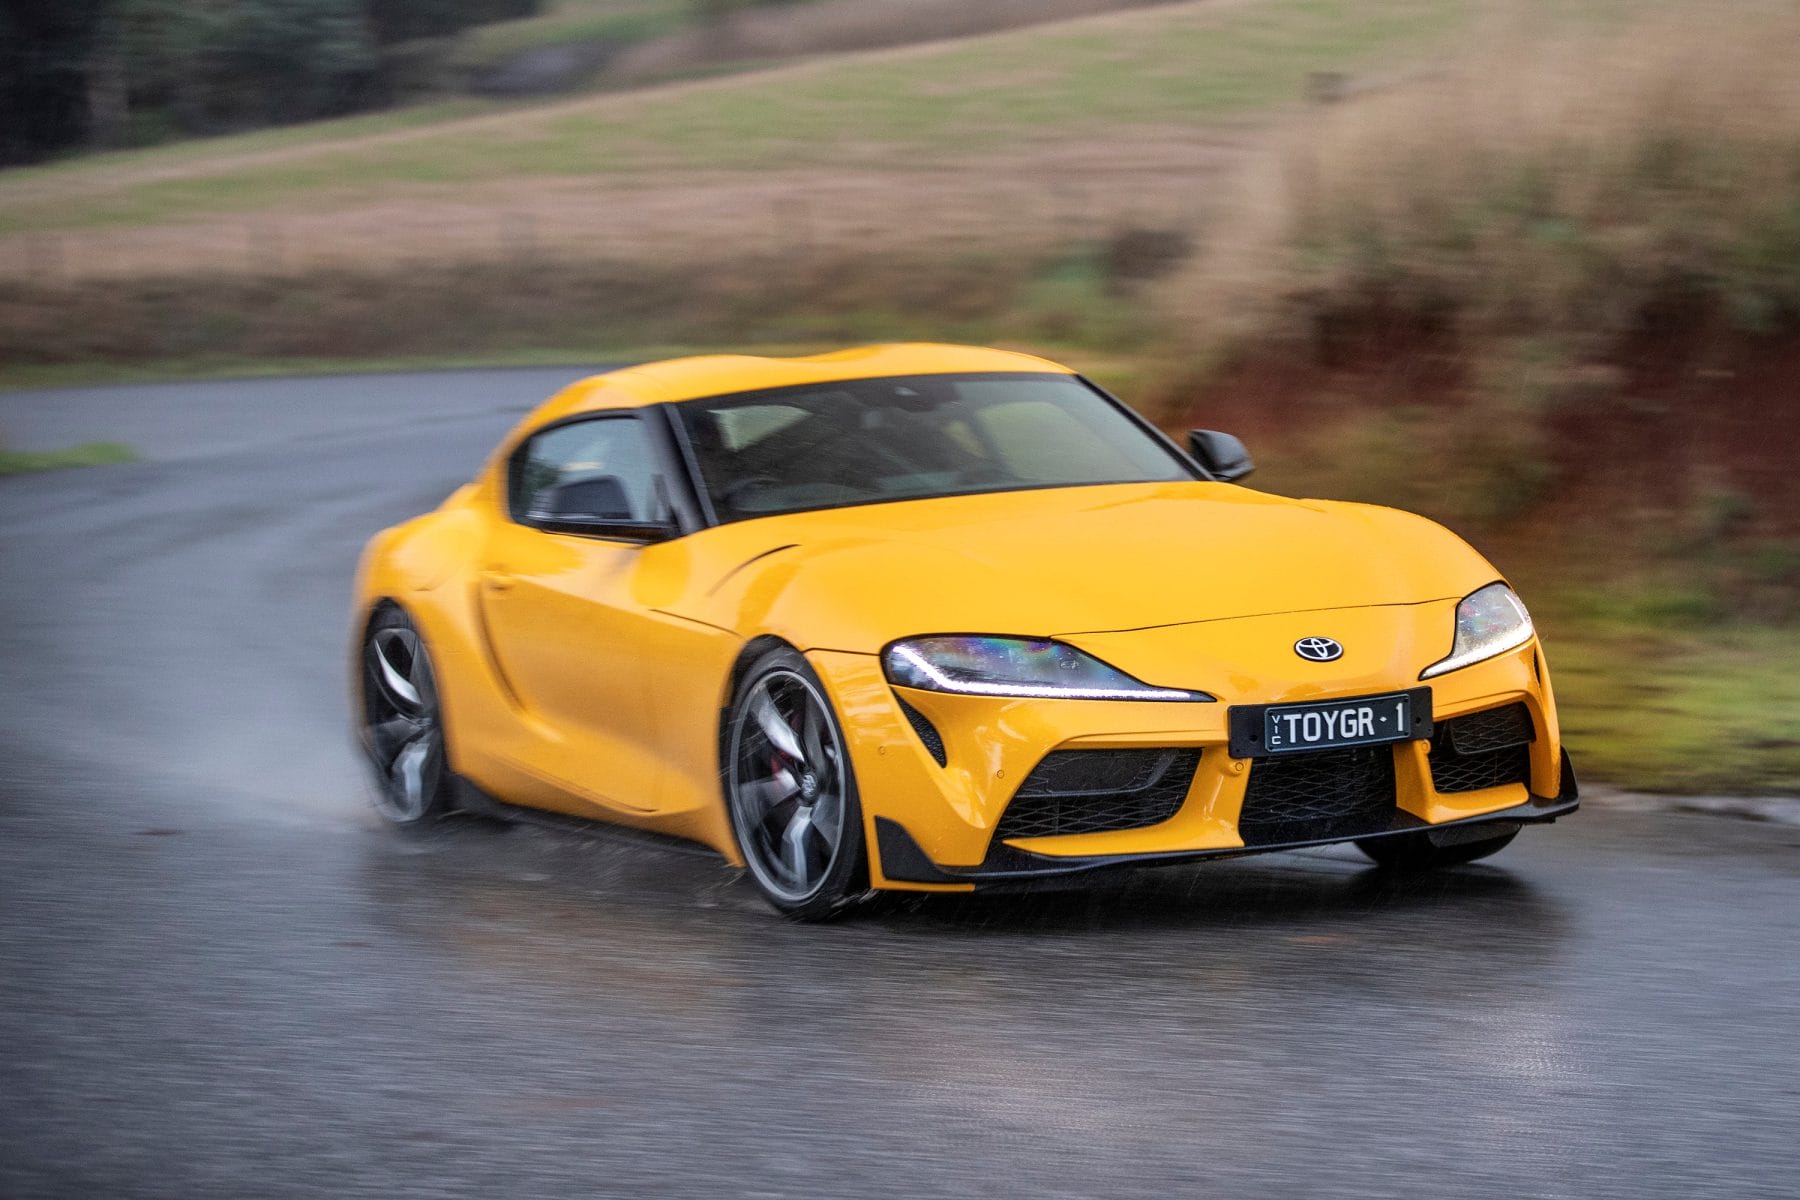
[1420,584,1534,680]
[884,637,1210,702]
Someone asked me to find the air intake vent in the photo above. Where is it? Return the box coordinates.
[995,749,1199,841]
[1441,703,1535,756]
[1238,746,1396,845]
[1430,704,1535,794]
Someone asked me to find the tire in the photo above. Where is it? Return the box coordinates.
[1356,826,1519,870]
[358,606,456,825]
[724,646,869,920]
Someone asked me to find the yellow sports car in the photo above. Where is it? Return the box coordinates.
[354,344,1576,918]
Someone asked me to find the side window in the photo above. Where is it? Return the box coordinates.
[508,417,666,525]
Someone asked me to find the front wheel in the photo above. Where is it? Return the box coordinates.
[1356,826,1518,870]
[724,647,868,920]
[358,607,456,824]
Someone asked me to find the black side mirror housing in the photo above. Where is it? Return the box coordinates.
[529,476,676,543]
[1187,429,1255,482]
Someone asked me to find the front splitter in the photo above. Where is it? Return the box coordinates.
[875,757,1580,891]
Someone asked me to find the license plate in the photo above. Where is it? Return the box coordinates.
[1227,688,1433,758]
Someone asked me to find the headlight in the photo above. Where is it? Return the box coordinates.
[1420,583,1534,680]
[883,635,1212,701]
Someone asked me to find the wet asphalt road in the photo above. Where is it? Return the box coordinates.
[3,371,1799,1200]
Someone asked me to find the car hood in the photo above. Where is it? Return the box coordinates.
[668,481,1500,652]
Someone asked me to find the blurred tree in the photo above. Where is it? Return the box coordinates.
[0,0,549,162]
[364,0,540,45]
[187,0,378,128]
[0,0,108,164]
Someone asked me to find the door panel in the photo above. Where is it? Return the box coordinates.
[480,525,668,814]
[477,414,678,817]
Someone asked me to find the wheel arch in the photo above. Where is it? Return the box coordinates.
[350,596,408,732]
[352,570,508,787]
[717,634,800,763]
[354,595,462,766]
[716,635,873,916]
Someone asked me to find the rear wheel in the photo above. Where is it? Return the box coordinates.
[725,647,868,920]
[1356,826,1518,870]
[359,607,455,824]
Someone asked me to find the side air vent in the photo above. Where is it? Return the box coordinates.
[896,695,947,767]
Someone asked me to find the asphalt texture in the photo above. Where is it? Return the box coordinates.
[2,370,1798,1200]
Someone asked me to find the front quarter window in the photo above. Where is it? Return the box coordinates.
[507,416,666,525]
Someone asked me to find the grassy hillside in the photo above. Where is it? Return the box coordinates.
[3,0,1523,235]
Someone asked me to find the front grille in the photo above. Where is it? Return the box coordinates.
[995,749,1200,840]
[1430,704,1534,794]
[1238,746,1396,845]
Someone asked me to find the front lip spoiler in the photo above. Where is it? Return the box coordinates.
[875,755,1580,891]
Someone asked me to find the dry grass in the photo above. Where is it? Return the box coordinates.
[1149,2,1800,628]
[1162,2,1800,351]
[0,247,1116,365]
[0,139,1240,284]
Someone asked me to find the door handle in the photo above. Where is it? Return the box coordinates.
[482,569,515,592]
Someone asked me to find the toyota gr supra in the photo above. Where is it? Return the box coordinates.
[354,343,1576,917]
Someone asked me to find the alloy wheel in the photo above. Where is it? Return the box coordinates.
[362,619,445,823]
[727,668,849,904]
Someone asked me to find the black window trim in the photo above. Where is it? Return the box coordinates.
[502,371,1211,539]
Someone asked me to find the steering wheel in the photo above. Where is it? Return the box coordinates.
[717,474,785,509]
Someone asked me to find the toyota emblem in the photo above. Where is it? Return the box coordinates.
[1294,637,1344,662]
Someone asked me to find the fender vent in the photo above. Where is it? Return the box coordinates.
[896,696,947,767]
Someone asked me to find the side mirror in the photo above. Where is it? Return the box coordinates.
[528,476,676,543]
[1187,429,1255,482]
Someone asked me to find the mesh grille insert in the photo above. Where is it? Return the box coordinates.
[1430,744,1532,793]
[1442,703,1535,756]
[995,749,1200,841]
[1238,747,1397,845]
[1430,704,1535,794]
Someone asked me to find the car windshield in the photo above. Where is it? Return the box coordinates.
[673,372,1195,523]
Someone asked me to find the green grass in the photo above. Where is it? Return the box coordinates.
[0,351,611,395]
[0,337,1146,397]
[1548,623,1800,795]
[0,441,137,475]
[0,0,1490,232]
[10,99,505,182]
[0,346,773,394]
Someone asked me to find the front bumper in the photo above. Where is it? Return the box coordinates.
[808,615,1569,893]
[873,755,1578,891]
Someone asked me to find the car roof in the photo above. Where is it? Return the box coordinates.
[531,343,1076,421]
